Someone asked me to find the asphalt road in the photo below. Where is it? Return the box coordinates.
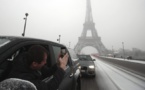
[80,56,145,90]
[81,76,99,90]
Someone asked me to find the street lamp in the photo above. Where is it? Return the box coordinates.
[22,13,29,37]
[57,35,61,43]
[122,42,125,60]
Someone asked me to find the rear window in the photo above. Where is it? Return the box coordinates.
[78,55,92,61]
[0,38,10,48]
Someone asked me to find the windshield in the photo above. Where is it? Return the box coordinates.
[78,55,92,61]
[0,37,10,48]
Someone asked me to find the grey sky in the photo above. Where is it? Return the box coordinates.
[0,0,145,53]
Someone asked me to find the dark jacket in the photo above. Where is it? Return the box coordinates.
[9,52,65,90]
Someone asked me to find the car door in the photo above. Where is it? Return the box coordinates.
[51,45,74,90]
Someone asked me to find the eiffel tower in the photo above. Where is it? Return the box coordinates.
[74,0,107,55]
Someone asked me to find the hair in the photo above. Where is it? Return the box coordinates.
[0,78,37,90]
[27,45,48,65]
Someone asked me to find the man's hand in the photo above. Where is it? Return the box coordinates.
[58,53,69,70]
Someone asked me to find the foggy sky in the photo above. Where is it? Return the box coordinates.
[0,0,145,53]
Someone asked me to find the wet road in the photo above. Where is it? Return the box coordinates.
[80,57,145,90]
[81,76,99,90]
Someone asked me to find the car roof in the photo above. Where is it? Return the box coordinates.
[0,36,66,54]
[0,35,61,45]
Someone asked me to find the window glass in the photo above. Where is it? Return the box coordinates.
[67,48,78,60]
[52,46,70,67]
[78,55,92,61]
[52,46,61,62]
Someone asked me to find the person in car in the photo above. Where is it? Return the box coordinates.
[9,45,69,90]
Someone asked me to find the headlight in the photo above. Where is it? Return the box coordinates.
[78,66,81,69]
[89,65,95,69]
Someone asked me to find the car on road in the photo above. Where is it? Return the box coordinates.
[127,56,132,60]
[78,54,96,77]
[0,36,81,90]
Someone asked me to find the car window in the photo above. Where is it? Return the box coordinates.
[52,46,70,67]
[52,46,61,62]
[67,48,78,61]
[0,44,52,81]
[78,55,92,61]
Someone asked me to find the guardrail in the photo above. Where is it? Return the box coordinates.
[95,56,145,77]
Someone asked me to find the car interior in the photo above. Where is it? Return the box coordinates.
[0,44,51,82]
